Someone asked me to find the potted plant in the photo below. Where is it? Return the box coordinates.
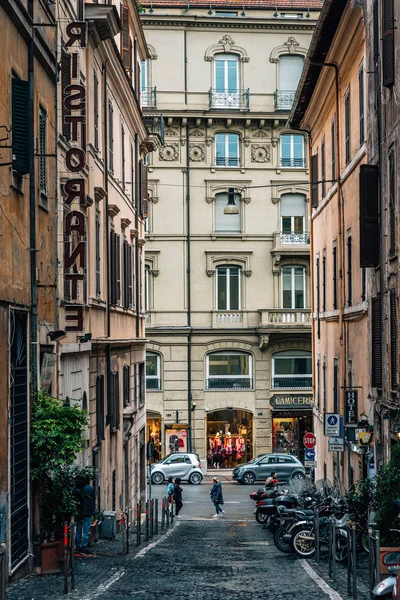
[374,447,400,574]
[31,393,88,574]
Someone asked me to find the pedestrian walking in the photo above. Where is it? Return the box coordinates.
[173,477,183,518]
[167,477,175,504]
[73,476,95,553]
[210,476,225,518]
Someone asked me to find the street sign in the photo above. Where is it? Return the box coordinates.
[325,413,340,436]
[328,437,344,452]
[303,432,316,449]
[345,390,358,426]
[305,460,317,468]
[304,449,316,461]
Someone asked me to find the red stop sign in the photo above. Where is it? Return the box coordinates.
[303,432,316,449]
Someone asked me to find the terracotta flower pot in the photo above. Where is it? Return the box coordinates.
[41,541,61,574]
[380,546,400,575]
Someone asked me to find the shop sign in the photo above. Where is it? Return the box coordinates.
[270,394,313,409]
[324,413,340,436]
[345,391,358,426]
[328,437,344,452]
[62,0,88,332]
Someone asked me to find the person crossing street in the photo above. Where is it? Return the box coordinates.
[209,476,225,518]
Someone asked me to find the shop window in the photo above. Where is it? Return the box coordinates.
[272,350,312,389]
[206,351,252,390]
[146,352,161,390]
[216,265,241,310]
[282,266,306,309]
[207,408,252,468]
[272,415,313,461]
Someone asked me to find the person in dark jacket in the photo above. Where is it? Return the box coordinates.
[173,477,183,517]
[210,477,225,518]
[73,477,95,553]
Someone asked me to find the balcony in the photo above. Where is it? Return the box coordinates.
[280,231,310,245]
[209,89,250,110]
[146,378,161,391]
[212,310,247,327]
[274,90,296,111]
[141,87,157,108]
[206,377,253,391]
[143,114,165,147]
[259,309,311,328]
[280,157,306,168]
[272,377,312,390]
[214,157,240,168]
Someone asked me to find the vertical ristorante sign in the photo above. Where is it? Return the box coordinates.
[62,0,87,332]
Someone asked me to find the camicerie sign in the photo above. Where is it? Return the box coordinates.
[62,0,87,332]
[270,395,313,409]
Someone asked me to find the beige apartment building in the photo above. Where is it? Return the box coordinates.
[141,0,322,469]
[291,0,372,487]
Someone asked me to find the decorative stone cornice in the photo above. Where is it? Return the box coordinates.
[94,186,106,202]
[270,36,308,62]
[205,34,249,62]
[108,204,120,218]
[121,218,131,230]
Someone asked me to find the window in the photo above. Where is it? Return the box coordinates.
[317,359,321,411]
[145,265,150,312]
[206,351,252,390]
[146,352,161,390]
[94,70,99,150]
[390,288,397,387]
[139,362,145,405]
[389,151,396,256]
[215,133,239,167]
[321,137,326,198]
[282,266,305,309]
[110,230,120,305]
[331,116,336,181]
[323,361,327,412]
[95,209,101,298]
[215,191,241,232]
[108,100,114,173]
[96,375,105,444]
[280,193,307,243]
[122,240,133,309]
[108,371,120,432]
[359,65,365,145]
[382,0,395,88]
[333,358,339,413]
[278,55,304,91]
[347,235,352,306]
[316,257,320,339]
[372,295,382,387]
[123,365,130,407]
[216,265,241,310]
[280,134,305,168]
[39,107,47,200]
[344,88,351,165]
[120,3,132,76]
[333,244,338,309]
[121,124,126,188]
[361,268,366,302]
[272,350,312,389]
[141,60,155,107]
[322,250,326,312]
[215,53,238,91]
[215,11,238,16]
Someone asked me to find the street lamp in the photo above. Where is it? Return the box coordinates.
[224,188,239,215]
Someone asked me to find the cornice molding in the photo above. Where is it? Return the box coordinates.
[141,18,316,33]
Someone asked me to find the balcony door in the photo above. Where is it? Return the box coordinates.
[214,54,239,107]
[279,55,304,91]
[282,266,306,309]
[280,193,307,243]
[215,133,239,167]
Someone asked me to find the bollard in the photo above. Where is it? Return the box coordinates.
[352,522,357,599]
[150,499,154,539]
[155,499,159,535]
[375,529,380,591]
[347,521,352,595]
[332,517,336,582]
[166,499,170,528]
[63,521,69,594]
[136,503,140,547]
[70,523,75,591]
[328,519,333,579]
[145,500,149,542]
[170,500,174,524]
[161,498,165,530]
[315,514,320,564]
[126,510,130,555]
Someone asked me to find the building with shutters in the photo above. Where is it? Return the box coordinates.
[55,0,161,534]
[0,0,57,579]
[362,0,399,468]
[140,1,322,469]
[290,0,372,487]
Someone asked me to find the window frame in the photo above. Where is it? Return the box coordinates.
[214,53,239,92]
[281,265,306,309]
[271,350,312,390]
[146,351,161,391]
[216,265,241,311]
[214,190,242,233]
[280,134,305,168]
[206,350,253,390]
[214,133,240,167]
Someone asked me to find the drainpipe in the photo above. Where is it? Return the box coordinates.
[53,23,59,401]
[103,62,112,415]
[184,30,188,106]
[135,133,140,339]
[186,123,192,453]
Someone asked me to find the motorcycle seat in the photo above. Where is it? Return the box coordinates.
[296,509,315,517]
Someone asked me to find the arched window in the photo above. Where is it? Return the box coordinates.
[216,265,241,310]
[215,133,240,167]
[282,266,306,309]
[280,134,305,168]
[206,351,252,390]
[280,193,308,243]
[215,190,241,232]
[272,350,312,389]
[146,352,161,390]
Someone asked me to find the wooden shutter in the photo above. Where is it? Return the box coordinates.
[120,4,130,73]
[333,246,338,310]
[12,79,30,174]
[390,288,397,387]
[123,365,130,407]
[316,257,320,339]
[382,0,395,87]
[96,375,105,443]
[61,49,71,140]
[311,152,319,208]
[123,240,130,309]
[331,117,336,182]
[108,101,114,173]
[110,230,117,304]
[321,138,326,198]
[116,234,121,303]
[94,71,99,150]
[345,90,351,164]
[115,371,120,430]
[128,244,133,308]
[389,151,395,256]
[359,164,379,267]
[359,68,365,145]
[372,295,382,387]
[347,236,352,306]
[140,160,148,217]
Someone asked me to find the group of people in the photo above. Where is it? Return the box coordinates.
[166,476,225,519]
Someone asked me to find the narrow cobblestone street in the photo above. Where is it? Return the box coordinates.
[7,480,370,600]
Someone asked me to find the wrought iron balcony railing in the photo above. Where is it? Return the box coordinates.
[272,377,312,389]
[214,156,240,167]
[146,378,161,391]
[141,87,157,108]
[274,89,296,111]
[206,377,253,390]
[209,88,250,110]
[143,114,165,146]
[280,157,306,168]
[280,231,310,244]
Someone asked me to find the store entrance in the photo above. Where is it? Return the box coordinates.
[146,411,162,463]
[272,412,313,463]
[207,409,253,469]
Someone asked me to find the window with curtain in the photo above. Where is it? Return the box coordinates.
[216,265,241,310]
[280,134,305,167]
[282,266,305,309]
[215,191,241,232]
[146,352,161,390]
[280,193,307,243]
[215,133,240,167]
[278,55,304,90]
[272,350,312,389]
[206,351,252,390]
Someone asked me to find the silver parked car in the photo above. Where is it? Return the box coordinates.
[150,453,203,485]
[232,453,305,485]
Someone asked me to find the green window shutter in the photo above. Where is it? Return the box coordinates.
[12,79,30,174]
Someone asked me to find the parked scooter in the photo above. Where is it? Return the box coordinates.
[373,528,400,599]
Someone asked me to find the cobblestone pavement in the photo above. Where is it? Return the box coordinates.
[6,482,372,600]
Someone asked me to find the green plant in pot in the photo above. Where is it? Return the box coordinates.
[374,445,400,546]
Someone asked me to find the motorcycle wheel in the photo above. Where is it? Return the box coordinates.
[292,527,315,559]
[256,509,268,524]
[335,534,348,563]
[273,524,293,553]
